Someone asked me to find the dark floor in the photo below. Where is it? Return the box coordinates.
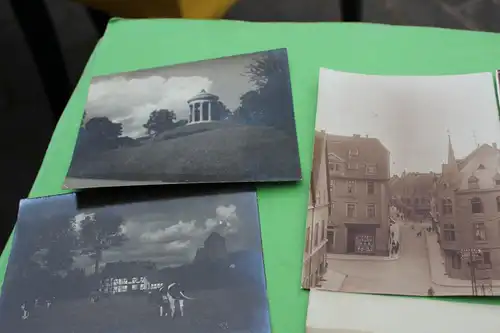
[1,0,500,251]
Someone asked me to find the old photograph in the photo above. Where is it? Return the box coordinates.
[302,69,500,296]
[65,49,300,189]
[306,289,500,333]
[0,190,270,333]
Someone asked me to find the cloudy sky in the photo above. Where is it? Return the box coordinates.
[85,53,259,138]
[316,69,500,176]
[14,191,260,273]
[67,191,260,271]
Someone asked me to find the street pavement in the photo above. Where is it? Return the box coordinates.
[325,220,500,296]
[329,221,433,295]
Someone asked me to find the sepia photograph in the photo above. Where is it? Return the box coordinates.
[302,69,500,296]
[0,189,270,333]
[64,49,300,189]
[306,289,500,333]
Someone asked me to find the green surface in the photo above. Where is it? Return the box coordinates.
[3,19,500,333]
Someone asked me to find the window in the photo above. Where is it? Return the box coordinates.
[474,223,487,241]
[366,164,377,175]
[482,252,492,269]
[367,181,375,195]
[348,162,358,170]
[442,198,453,215]
[468,175,479,189]
[451,252,462,269]
[334,163,341,171]
[349,148,359,157]
[497,197,500,212]
[347,180,355,193]
[367,204,376,218]
[314,223,319,247]
[330,180,336,196]
[443,224,456,241]
[496,180,500,186]
[132,284,138,291]
[321,220,326,240]
[471,197,484,214]
[347,203,356,217]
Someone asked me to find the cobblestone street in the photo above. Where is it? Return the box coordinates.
[324,220,500,296]
[329,221,433,295]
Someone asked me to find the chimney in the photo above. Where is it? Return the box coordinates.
[493,143,498,150]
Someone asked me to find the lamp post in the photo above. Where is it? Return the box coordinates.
[459,248,482,296]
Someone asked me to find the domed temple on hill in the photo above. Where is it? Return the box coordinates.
[187,90,222,124]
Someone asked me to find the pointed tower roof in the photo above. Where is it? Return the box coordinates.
[447,135,457,167]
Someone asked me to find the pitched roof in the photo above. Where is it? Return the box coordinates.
[326,134,390,180]
[390,172,436,196]
[100,261,159,278]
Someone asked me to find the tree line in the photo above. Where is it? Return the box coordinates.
[76,49,295,155]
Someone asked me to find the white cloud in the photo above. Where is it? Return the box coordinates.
[139,220,200,243]
[164,240,191,253]
[71,212,95,233]
[87,75,213,138]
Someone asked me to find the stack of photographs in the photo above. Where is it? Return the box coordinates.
[0,49,301,333]
[303,67,500,325]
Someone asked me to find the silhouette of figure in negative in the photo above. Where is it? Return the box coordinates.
[20,303,30,320]
[165,282,195,318]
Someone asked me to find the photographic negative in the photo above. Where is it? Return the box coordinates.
[302,68,500,296]
[0,190,270,333]
[64,49,300,189]
[306,289,500,333]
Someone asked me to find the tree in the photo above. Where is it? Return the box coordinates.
[78,210,127,275]
[35,213,77,274]
[86,116,123,140]
[238,50,295,134]
[143,109,179,136]
[75,116,124,156]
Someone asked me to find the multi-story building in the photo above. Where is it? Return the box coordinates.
[389,172,437,220]
[302,131,330,288]
[433,138,500,280]
[326,134,390,255]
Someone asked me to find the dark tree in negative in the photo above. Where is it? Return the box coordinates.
[78,211,126,275]
[143,109,179,136]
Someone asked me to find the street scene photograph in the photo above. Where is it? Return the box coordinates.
[65,49,300,189]
[302,68,500,296]
[306,289,500,333]
[0,190,270,333]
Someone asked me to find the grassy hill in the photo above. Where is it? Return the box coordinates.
[67,123,301,183]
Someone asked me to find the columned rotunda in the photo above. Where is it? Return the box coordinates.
[187,90,221,124]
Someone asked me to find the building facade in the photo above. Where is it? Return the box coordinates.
[389,172,436,220]
[433,138,500,280]
[302,131,329,288]
[327,134,390,255]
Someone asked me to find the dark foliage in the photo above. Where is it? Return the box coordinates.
[235,49,295,134]
[143,109,185,137]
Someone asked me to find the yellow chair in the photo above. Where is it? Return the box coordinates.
[76,0,237,19]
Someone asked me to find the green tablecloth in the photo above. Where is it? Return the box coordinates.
[2,19,500,333]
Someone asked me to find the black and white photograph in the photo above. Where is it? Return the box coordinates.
[0,189,270,333]
[302,68,500,296]
[306,289,500,333]
[65,49,300,189]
